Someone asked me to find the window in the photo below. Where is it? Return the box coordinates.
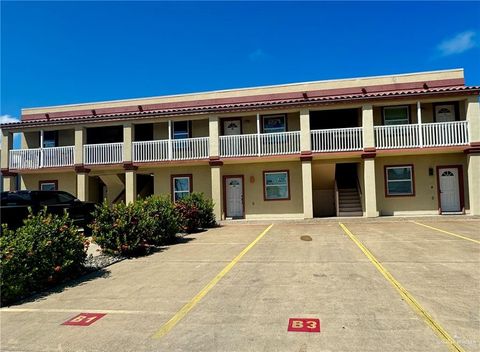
[171,175,192,201]
[39,180,58,191]
[385,165,414,196]
[383,106,409,126]
[43,131,58,148]
[173,121,190,139]
[262,115,286,133]
[264,171,290,200]
[57,192,76,204]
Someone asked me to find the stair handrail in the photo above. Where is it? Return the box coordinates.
[334,180,339,217]
[355,175,362,196]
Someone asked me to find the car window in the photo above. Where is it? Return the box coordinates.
[36,192,59,206]
[57,192,76,204]
[0,192,32,206]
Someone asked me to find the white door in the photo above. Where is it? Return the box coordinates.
[435,104,456,122]
[225,177,243,218]
[223,120,242,136]
[439,167,461,212]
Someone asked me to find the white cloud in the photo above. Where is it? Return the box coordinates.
[0,114,20,125]
[248,49,268,62]
[437,31,477,56]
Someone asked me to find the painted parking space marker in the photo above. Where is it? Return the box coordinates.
[62,313,106,326]
[152,224,274,339]
[339,223,466,352]
[287,318,320,333]
[411,221,480,244]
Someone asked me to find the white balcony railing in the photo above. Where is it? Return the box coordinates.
[133,137,209,162]
[311,127,363,152]
[42,146,75,168]
[375,121,469,149]
[219,131,300,158]
[9,149,41,169]
[172,137,209,160]
[84,143,123,165]
[133,140,169,162]
[220,134,259,157]
[9,146,75,170]
[422,121,469,147]
[375,124,421,149]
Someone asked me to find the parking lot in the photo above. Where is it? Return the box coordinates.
[1,217,479,352]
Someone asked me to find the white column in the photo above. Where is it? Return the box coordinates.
[362,105,375,150]
[302,160,313,218]
[256,113,261,156]
[168,120,173,160]
[417,101,423,148]
[363,157,378,217]
[211,165,222,221]
[209,116,219,157]
[300,109,311,152]
[39,130,44,167]
[125,170,137,204]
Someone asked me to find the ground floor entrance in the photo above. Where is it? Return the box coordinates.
[224,175,244,218]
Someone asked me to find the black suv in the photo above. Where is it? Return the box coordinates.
[0,190,96,233]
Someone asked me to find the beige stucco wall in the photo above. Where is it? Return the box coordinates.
[311,163,336,217]
[21,172,77,196]
[58,129,75,146]
[153,165,212,198]
[375,153,469,215]
[222,161,303,219]
[23,69,464,116]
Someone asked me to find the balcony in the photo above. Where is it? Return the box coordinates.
[219,131,300,158]
[311,127,363,152]
[9,146,75,170]
[374,121,469,149]
[84,143,124,165]
[133,137,209,163]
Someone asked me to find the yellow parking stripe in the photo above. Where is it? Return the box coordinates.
[339,223,466,352]
[152,224,274,339]
[412,221,480,244]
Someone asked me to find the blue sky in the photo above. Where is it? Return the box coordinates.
[1,1,480,125]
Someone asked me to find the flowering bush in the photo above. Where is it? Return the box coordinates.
[175,193,216,232]
[90,200,154,256]
[0,209,86,306]
[143,196,180,245]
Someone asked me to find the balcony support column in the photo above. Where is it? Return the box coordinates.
[1,129,12,171]
[300,109,311,152]
[362,104,375,151]
[125,169,137,204]
[74,126,86,166]
[301,157,313,219]
[362,154,378,217]
[256,113,261,156]
[39,130,44,167]
[466,96,480,143]
[208,116,219,157]
[76,172,89,202]
[417,101,423,147]
[210,161,223,221]
[168,120,173,160]
[123,122,133,163]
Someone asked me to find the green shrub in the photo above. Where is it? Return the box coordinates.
[143,196,181,245]
[0,210,86,306]
[90,200,154,256]
[175,193,216,232]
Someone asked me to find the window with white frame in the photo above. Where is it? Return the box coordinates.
[385,166,414,196]
[172,175,191,201]
[383,106,409,126]
[264,171,289,200]
[39,181,57,191]
[262,115,286,133]
[173,121,190,139]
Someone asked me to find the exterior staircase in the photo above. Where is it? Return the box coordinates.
[337,188,362,217]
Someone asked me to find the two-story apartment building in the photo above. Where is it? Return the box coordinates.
[1,69,479,219]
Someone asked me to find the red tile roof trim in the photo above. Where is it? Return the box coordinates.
[2,84,478,129]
